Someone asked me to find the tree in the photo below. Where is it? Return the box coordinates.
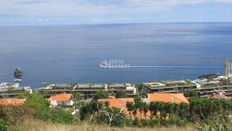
[93,90,109,100]
[126,102,135,119]
[149,102,160,117]
[178,103,189,119]
[24,92,51,121]
[97,102,126,127]
[134,96,144,119]
[184,90,199,97]
[135,83,144,93]
[79,100,99,120]
[73,92,84,107]
[115,90,127,98]
[142,102,149,119]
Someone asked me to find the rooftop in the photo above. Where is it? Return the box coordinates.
[148,93,189,104]
[145,80,195,88]
[49,93,72,102]
[0,98,25,106]
[98,97,151,119]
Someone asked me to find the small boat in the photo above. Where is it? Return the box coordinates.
[14,67,22,78]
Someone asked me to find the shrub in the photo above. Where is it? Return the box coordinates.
[0,106,32,125]
[50,107,74,124]
[124,118,133,127]
[132,118,140,127]
[115,90,127,98]
[140,119,153,127]
[24,93,51,121]
[93,90,109,100]
[79,100,98,121]
[175,119,188,127]
[0,119,10,131]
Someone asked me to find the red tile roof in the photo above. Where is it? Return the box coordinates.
[211,94,230,100]
[148,93,189,104]
[98,98,151,120]
[49,93,72,102]
[0,98,25,106]
[98,98,134,109]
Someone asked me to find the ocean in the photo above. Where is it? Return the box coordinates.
[0,23,232,88]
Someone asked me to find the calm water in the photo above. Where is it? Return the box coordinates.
[0,23,232,87]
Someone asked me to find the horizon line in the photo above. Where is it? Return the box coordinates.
[1,21,232,27]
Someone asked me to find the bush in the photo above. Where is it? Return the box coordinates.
[140,119,153,127]
[184,90,199,97]
[175,119,188,127]
[0,106,32,125]
[0,119,10,131]
[115,90,127,98]
[80,100,98,121]
[93,90,109,100]
[50,107,74,124]
[24,93,51,121]
[124,118,133,127]
[132,118,140,127]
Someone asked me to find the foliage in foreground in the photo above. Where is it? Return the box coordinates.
[1,91,232,130]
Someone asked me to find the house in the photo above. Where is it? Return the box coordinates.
[211,92,230,100]
[147,93,189,104]
[49,93,74,107]
[98,97,134,109]
[98,97,151,120]
[0,98,25,106]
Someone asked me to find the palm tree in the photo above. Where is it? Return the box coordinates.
[134,96,143,119]
[149,102,160,118]
[143,102,149,119]
[126,102,134,119]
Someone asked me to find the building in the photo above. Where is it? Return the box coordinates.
[147,93,189,104]
[49,93,74,107]
[98,97,151,119]
[41,83,137,98]
[0,82,31,98]
[143,80,197,94]
[211,92,231,100]
[0,98,25,106]
[224,60,232,77]
[98,97,134,109]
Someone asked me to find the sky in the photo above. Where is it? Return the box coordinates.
[0,0,232,25]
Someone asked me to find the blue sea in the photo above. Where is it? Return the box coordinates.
[0,23,232,88]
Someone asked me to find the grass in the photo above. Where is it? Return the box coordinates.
[9,119,194,131]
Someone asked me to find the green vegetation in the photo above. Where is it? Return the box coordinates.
[115,90,127,98]
[0,91,232,130]
[96,102,127,127]
[0,119,10,131]
[93,90,109,100]
[135,83,144,93]
[184,90,199,97]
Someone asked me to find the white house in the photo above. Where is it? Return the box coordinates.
[49,93,74,107]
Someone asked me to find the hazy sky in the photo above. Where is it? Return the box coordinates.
[1,0,232,25]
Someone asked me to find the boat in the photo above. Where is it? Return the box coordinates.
[14,67,22,78]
